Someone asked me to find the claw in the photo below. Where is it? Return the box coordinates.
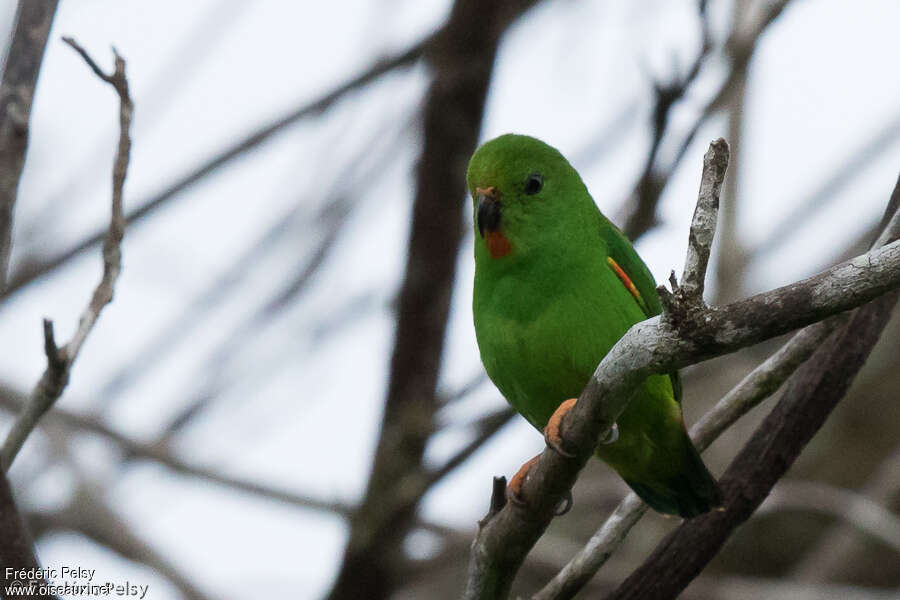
[599,422,619,445]
[554,491,574,516]
[544,398,578,458]
[507,455,539,506]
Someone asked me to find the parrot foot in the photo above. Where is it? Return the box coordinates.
[599,422,619,445]
[555,490,574,516]
[544,398,578,458]
[507,455,539,506]
[506,454,574,515]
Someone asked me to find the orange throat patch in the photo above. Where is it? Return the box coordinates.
[485,231,511,259]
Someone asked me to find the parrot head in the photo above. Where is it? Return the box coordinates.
[466,134,596,264]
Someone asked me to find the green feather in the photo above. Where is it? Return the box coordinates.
[468,134,719,517]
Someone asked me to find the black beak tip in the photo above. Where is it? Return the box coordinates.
[477,196,502,238]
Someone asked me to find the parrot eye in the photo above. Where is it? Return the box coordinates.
[524,172,543,195]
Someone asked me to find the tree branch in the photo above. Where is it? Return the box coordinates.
[1,39,131,472]
[756,479,900,554]
[0,381,353,516]
[1,33,430,300]
[621,0,792,241]
[29,480,215,600]
[603,178,900,600]
[463,141,900,598]
[791,445,900,581]
[677,138,729,304]
[0,0,59,288]
[326,2,542,598]
[533,314,844,600]
[622,0,712,240]
[0,5,60,595]
[0,472,55,598]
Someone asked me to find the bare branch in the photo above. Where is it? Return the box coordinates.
[622,0,713,239]
[327,2,543,598]
[0,381,353,516]
[42,482,215,600]
[0,0,59,287]
[621,0,792,241]
[757,480,900,554]
[791,445,900,580]
[678,138,729,304]
[1,33,430,299]
[602,179,900,600]
[0,3,60,591]
[533,181,900,599]
[754,110,900,259]
[687,575,900,600]
[533,316,843,600]
[426,407,515,487]
[0,39,131,472]
[0,472,55,597]
[463,146,900,598]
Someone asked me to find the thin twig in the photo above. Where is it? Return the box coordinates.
[678,138,729,305]
[0,39,131,472]
[1,33,430,299]
[0,382,461,543]
[621,0,792,241]
[622,0,714,240]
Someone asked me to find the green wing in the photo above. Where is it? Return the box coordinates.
[600,217,683,403]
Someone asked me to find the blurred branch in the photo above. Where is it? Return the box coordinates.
[326,1,542,599]
[464,146,900,598]
[713,0,751,304]
[1,32,430,299]
[791,445,900,580]
[621,0,793,242]
[602,177,900,600]
[0,472,54,597]
[753,109,900,259]
[426,407,515,487]
[757,479,900,554]
[93,110,410,437]
[440,372,489,406]
[0,0,58,288]
[685,576,900,600]
[0,2,58,594]
[0,382,352,516]
[1,38,131,472]
[0,383,462,549]
[26,436,214,600]
[26,0,250,234]
[622,0,712,239]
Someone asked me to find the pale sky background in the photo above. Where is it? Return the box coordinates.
[1,0,899,598]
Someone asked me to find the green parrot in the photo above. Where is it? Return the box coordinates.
[468,133,721,518]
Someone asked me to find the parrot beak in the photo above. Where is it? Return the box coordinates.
[476,187,502,238]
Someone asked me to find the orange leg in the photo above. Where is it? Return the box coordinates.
[544,398,578,457]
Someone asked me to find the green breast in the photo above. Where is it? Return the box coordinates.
[473,255,645,429]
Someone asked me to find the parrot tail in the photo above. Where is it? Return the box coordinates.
[624,439,723,518]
